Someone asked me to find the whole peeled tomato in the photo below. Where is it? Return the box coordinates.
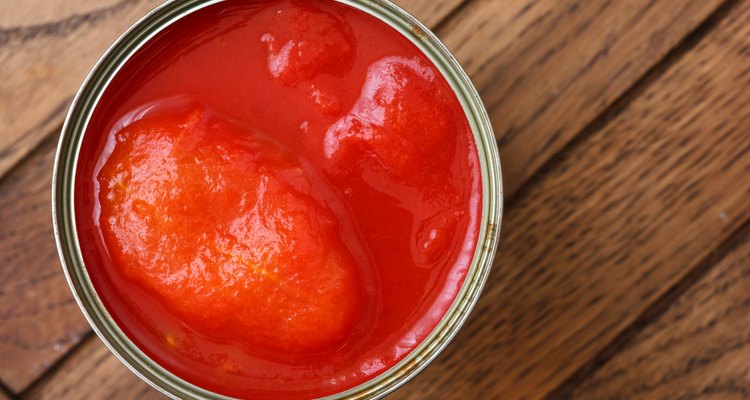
[97,105,363,354]
[324,56,458,184]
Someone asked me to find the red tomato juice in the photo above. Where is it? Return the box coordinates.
[74,0,481,398]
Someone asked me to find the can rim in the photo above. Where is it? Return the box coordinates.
[52,0,503,399]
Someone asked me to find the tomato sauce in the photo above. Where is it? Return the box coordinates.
[74,1,481,398]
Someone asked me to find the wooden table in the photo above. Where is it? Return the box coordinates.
[3,0,750,398]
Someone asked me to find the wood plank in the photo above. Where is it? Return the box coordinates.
[6,0,743,397]
[437,0,724,194]
[0,0,460,181]
[23,337,163,400]
[398,0,463,28]
[4,0,732,396]
[0,135,91,393]
[0,1,119,28]
[391,2,750,398]
[0,0,461,392]
[571,232,750,399]
[0,0,165,180]
[31,0,750,395]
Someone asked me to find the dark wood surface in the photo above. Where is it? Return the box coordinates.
[571,225,750,399]
[2,0,750,399]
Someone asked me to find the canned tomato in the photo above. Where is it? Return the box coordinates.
[53,0,502,398]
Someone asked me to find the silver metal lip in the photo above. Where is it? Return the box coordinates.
[51,1,503,399]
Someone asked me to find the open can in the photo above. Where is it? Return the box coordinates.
[52,0,503,398]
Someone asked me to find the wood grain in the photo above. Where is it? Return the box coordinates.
[23,337,163,400]
[5,0,739,397]
[0,0,460,182]
[571,231,750,400]
[0,0,461,393]
[391,1,750,398]
[0,1,119,28]
[0,135,91,393]
[0,0,166,180]
[5,0,750,398]
[398,0,464,28]
[437,0,724,194]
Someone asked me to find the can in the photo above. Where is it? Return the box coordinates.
[52,0,503,398]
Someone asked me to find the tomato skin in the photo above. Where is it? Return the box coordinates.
[99,107,363,353]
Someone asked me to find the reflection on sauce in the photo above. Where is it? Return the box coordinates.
[74,0,481,398]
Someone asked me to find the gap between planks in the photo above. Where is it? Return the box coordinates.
[7,0,470,396]
[506,0,741,211]
[430,0,471,33]
[0,0,472,189]
[17,331,96,399]
[469,4,750,394]
[0,380,17,400]
[548,207,750,399]
[8,1,737,392]
[534,0,745,396]
[390,0,750,397]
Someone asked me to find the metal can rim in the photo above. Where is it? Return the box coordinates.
[52,0,503,398]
